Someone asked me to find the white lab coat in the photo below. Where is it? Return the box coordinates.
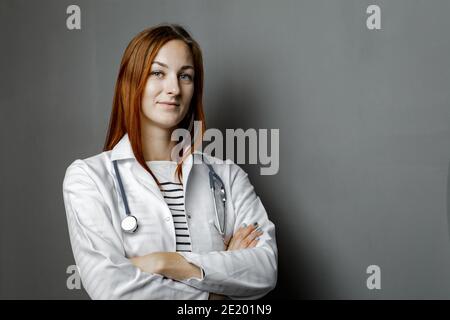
[62,133,278,299]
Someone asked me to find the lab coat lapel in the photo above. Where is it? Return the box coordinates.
[181,153,194,201]
[110,134,162,201]
[131,161,164,201]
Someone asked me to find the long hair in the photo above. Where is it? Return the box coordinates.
[103,24,206,185]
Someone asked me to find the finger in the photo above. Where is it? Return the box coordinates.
[249,226,263,236]
[228,223,258,251]
[236,228,263,250]
[234,223,258,247]
[227,233,240,250]
[240,227,263,244]
[240,223,258,239]
[246,229,263,242]
[228,224,246,244]
[248,237,260,248]
[241,231,262,248]
[234,223,248,238]
[229,224,251,249]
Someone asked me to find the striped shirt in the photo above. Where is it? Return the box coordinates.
[146,161,192,252]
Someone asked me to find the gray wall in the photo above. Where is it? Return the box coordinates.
[1,0,450,299]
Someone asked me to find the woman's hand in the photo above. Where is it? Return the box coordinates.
[225,223,263,251]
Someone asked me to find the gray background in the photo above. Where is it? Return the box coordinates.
[1,0,450,299]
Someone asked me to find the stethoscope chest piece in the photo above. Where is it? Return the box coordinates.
[113,160,138,234]
[121,215,138,233]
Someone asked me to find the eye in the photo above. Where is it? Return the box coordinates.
[179,73,193,81]
[150,71,164,78]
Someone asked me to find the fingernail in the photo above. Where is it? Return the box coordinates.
[242,223,247,228]
[255,237,260,241]
[255,227,262,233]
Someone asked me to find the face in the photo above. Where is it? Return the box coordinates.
[141,39,195,131]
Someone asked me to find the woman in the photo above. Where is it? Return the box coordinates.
[62,24,278,300]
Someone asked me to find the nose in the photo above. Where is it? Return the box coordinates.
[164,73,180,96]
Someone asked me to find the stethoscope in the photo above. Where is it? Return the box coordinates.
[112,158,227,237]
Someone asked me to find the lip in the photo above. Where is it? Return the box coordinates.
[158,101,180,107]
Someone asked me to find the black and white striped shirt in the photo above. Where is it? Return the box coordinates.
[146,161,192,252]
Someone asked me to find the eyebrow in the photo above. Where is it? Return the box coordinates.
[152,61,194,71]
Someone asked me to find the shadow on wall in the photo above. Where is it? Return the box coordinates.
[209,59,320,299]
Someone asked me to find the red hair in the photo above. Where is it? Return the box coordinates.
[103,24,206,185]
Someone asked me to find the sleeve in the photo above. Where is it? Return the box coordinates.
[178,165,278,299]
[62,160,209,300]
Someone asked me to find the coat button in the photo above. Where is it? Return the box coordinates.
[187,213,192,219]
[165,216,171,222]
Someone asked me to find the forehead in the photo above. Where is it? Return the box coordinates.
[153,39,193,67]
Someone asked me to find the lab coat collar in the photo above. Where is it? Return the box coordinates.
[110,133,134,161]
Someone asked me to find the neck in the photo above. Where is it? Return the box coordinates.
[141,122,177,161]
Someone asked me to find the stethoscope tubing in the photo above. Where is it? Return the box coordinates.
[113,160,131,215]
[113,157,227,235]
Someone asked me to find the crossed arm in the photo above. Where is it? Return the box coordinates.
[130,223,263,298]
[64,161,276,299]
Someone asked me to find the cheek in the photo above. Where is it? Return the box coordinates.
[142,81,161,106]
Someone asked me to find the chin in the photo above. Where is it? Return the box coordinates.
[142,112,186,130]
[155,119,183,130]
